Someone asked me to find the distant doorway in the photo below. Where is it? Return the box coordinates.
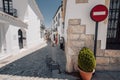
[18,29,23,49]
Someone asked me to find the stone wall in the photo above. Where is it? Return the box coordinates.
[97,50,120,71]
[65,19,94,72]
[76,0,88,3]
[65,19,120,72]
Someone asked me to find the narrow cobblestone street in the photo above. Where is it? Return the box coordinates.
[0,41,80,80]
[0,41,120,80]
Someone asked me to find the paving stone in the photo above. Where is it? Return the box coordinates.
[0,41,79,80]
[0,41,119,80]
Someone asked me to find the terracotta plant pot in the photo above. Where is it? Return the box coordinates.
[78,67,95,80]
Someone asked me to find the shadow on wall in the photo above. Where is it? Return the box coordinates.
[0,23,9,53]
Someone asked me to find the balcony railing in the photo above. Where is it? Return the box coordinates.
[13,9,17,17]
[0,7,17,17]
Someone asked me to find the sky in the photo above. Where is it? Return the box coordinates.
[36,0,62,28]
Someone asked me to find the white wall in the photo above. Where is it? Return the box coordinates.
[4,24,19,54]
[8,25,20,54]
[65,0,108,49]
[52,6,64,42]
[13,0,28,20]
[0,0,44,59]
[28,0,44,21]
[0,23,5,54]
[58,8,64,37]
[13,0,43,48]
[4,24,11,54]
[0,23,19,54]
[26,5,41,48]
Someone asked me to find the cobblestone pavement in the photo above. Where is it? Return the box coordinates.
[0,41,120,80]
[0,41,80,80]
[92,70,120,80]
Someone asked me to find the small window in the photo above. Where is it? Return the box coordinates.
[3,0,13,15]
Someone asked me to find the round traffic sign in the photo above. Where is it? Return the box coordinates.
[90,5,108,22]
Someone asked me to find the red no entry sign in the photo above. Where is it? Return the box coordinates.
[90,5,108,58]
[90,5,108,22]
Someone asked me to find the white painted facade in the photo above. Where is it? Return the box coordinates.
[64,0,108,49]
[52,5,64,44]
[0,0,44,59]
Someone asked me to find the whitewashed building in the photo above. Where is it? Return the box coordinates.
[63,0,120,72]
[0,0,44,59]
[51,5,64,44]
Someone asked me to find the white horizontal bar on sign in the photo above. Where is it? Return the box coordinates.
[93,11,106,16]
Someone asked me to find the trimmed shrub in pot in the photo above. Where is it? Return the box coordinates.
[78,47,96,80]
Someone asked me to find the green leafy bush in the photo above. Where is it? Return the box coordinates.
[78,47,96,72]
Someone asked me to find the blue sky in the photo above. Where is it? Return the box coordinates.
[36,0,62,28]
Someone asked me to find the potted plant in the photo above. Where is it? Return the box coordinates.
[78,47,96,80]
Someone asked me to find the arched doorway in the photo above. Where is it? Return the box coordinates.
[18,29,27,49]
[18,29,23,49]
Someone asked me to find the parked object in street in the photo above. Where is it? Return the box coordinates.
[77,47,96,80]
[59,37,64,50]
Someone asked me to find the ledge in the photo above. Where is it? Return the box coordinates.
[0,11,27,28]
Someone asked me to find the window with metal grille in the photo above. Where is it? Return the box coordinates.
[3,0,13,15]
[106,0,120,49]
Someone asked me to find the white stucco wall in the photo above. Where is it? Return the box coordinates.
[4,24,12,54]
[0,23,19,54]
[13,0,28,20]
[65,0,108,49]
[26,5,41,48]
[57,8,63,38]
[0,23,5,54]
[13,0,43,48]
[0,0,44,60]
[6,25,19,54]
[52,6,64,43]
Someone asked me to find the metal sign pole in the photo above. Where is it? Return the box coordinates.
[94,22,98,58]
[90,5,108,58]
